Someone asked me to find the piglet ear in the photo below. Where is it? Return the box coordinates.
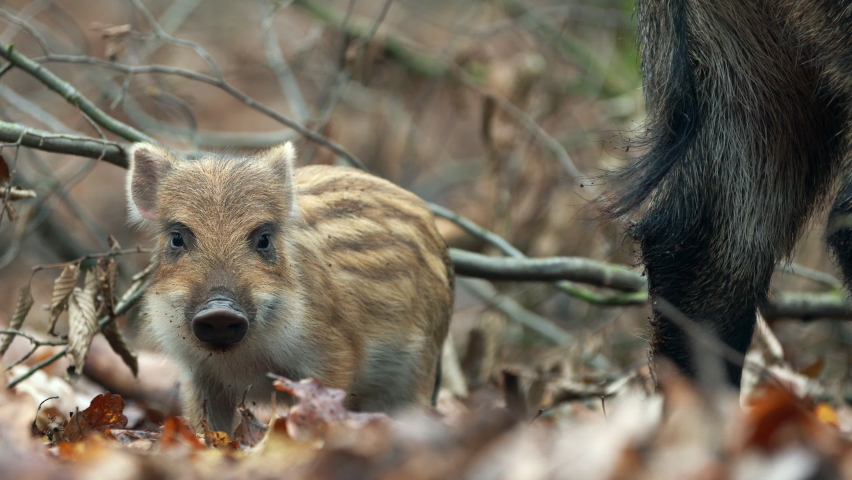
[260,142,299,217]
[261,141,297,179]
[126,142,175,224]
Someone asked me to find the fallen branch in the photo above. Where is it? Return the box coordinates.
[762,291,852,321]
[0,121,125,167]
[451,248,645,292]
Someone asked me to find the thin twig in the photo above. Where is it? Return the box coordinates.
[775,262,842,291]
[127,0,223,80]
[0,329,67,370]
[0,46,153,143]
[0,83,76,134]
[0,5,51,55]
[460,277,574,346]
[261,0,310,124]
[449,63,585,181]
[39,53,367,169]
[31,246,151,272]
[0,120,124,167]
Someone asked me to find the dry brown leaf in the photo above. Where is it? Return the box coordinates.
[201,415,232,449]
[271,375,347,441]
[107,428,159,450]
[66,270,99,380]
[815,402,839,428]
[800,358,826,379]
[62,392,128,442]
[101,318,138,377]
[233,402,268,449]
[0,153,8,182]
[160,416,205,450]
[0,285,33,356]
[47,263,80,335]
[96,257,118,317]
[98,23,131,60]
[742,385,832,453]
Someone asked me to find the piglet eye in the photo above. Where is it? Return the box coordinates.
[257,233,271,251]
[170,232,185,249]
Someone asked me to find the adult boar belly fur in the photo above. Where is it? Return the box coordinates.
[602,0,852,387]
[125,141,454,434]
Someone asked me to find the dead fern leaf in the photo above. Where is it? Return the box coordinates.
[48,264,80,336]
[102,318,138,377]
[0,285,34,356]
[66,270,99,381]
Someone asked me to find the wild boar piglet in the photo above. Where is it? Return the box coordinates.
[126,142,454,433]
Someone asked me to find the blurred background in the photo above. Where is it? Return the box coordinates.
[0,0,849,405]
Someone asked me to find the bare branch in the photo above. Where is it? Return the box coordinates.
[0,121,124,167]
[775,262,843,291]
[429,201,523,257]
[261,1,310,124]
[293,0,448,77]
[451,248,645,292]
[431,200,647,305]
[0,84,75,134]
[762,291,852,321]
[127,0,223,80]
[449,63,585,182]
[0,5,51,56]
[39,53,367,169]
[0,45,153,143]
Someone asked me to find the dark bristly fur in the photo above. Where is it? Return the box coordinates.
[604,0,852,386]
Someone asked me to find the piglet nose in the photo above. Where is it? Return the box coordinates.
[192,296,248,348]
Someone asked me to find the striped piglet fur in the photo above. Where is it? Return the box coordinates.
[126,142,453,433]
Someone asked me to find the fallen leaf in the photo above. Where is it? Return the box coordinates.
[800,359,825,379]
[108,429,159,450]
[201,414,232,449]
[160,416,204,450]
[815,403,839,428]
[62,392,128,442]
[233,403,268,449]
[271,375,346,441]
